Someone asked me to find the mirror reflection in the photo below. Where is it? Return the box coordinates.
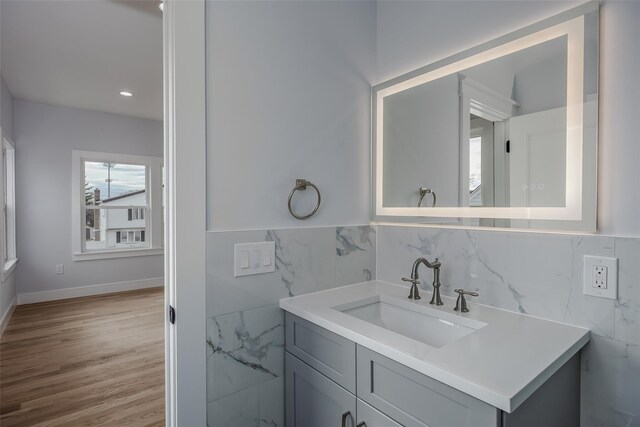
[383,35,581,209]
[376,6,598,230]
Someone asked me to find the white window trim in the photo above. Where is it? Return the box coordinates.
[2,133,17,279]
[71,150,163,261]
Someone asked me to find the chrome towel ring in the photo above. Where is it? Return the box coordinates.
[288,179,321,220]
[418,187,436,207]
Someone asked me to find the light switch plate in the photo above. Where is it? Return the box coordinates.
[583,255,617,300]
[234,242,276,277]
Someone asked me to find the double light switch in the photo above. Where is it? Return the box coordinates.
[234,241,276,277]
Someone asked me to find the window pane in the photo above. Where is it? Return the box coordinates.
[3,150,7,260]
[469,136,482,207]
[84,161,146,204]
[84,207,148,250]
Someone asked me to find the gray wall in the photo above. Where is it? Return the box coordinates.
[205,1,377,424]
[383,74,460,207]
[206,0,375,230]
[1,77,13,138]
[14,100,163,294]
[0,76,16,322]
[376,0,640,236]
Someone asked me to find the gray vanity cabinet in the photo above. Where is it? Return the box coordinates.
[285,352,356,427]
[285,313,580,427]
[356,346,499,427]
[357,399,403,427]
[285,312,356,393]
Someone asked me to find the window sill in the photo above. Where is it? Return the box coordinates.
[73,248,163,262]
[3,258,18,280]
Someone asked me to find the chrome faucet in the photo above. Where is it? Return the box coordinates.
[402,257,443,305]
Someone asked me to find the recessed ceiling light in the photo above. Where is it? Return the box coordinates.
[158,2,164,12]
[119,91,133,97]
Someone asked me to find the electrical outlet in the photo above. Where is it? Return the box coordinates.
[592,265,607,289]
[583,256,617,300]
[55,264,64,275]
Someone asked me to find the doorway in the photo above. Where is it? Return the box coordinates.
[0,0,167,424]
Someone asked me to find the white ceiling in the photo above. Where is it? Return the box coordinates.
[1,0,163,121]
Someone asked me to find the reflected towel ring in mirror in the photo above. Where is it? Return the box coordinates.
[418,187,436,207]
[288,179,321,220]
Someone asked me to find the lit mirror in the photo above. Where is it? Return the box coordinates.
[373,3,598,231]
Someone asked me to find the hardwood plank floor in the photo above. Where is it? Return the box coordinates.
[0,287,165,426]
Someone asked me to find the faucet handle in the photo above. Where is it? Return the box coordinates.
[454,289,479,297]
[402,277,421,300]
[453,289,478,313]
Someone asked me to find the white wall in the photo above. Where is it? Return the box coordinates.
[14,100,163,295]
[376,0,640,236]
[0,76,16,324]
[206,0,375,230]
[598,2,640,237]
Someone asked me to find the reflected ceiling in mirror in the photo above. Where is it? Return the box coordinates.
[373,2,598,231]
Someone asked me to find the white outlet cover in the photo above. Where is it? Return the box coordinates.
[583,256,617,300]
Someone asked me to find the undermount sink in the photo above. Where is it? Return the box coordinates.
[333,295,486,348]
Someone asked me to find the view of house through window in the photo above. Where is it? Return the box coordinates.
[84,161,148,250]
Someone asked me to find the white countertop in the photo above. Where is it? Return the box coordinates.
[279,280,590,413]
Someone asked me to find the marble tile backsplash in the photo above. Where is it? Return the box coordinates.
[206,223,638,426]
[377,225,640,427]
[206,225,375,427]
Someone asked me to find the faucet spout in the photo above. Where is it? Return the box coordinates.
[410,257,441,279]
[404,257,443,305]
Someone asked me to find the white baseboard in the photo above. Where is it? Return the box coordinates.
[17,277,164,305]
[0,295,17,336]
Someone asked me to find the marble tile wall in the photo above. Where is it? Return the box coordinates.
[377,225,640,427]
[206,225,375,427]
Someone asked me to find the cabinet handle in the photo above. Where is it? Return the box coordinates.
[357,423,367,427]
[341,411,352,427]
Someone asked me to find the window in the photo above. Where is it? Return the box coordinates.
[2,136,17,276]
[116,229,145,244]
[128,208,144,221]
[469,132,483,207]
[72,150,163,261]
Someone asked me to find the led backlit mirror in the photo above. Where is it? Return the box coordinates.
[373,3,598,231]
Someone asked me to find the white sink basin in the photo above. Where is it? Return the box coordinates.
[334,295,486,348]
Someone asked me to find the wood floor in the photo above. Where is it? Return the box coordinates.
[0,288,165,426]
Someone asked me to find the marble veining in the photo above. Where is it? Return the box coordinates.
[207,224,638,426]
[206,225,375,425]
[266,230,294,297]
[336,225,375,256]
[207,317,280,378]
[207,305,284,401]
[377,225,639,427]
[464,230,527,314]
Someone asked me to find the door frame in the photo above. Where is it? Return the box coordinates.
[163,0,207,425]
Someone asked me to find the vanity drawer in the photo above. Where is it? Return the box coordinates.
[285,313,356,393]
[357,399,402,427]
[356,346,500,427]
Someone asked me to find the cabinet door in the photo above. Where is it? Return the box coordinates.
[357,399,402,427]
[357,346,500,427]
[286,352,356,427]
[286,313,357,393]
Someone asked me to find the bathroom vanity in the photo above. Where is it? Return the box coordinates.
[280,281,589,427]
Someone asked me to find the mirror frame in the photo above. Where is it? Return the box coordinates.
[372,2,598,226]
